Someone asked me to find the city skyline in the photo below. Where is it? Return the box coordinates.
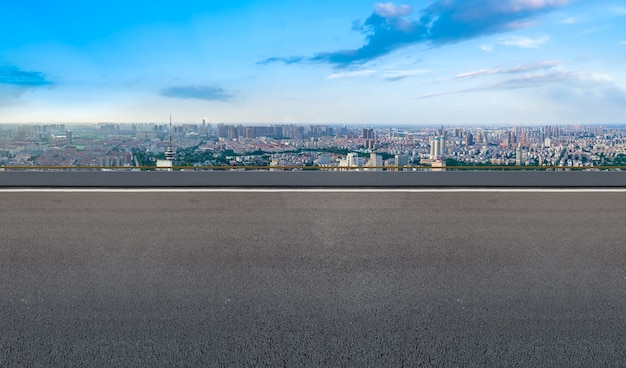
[1,0,625,124]
[3,122,626,170]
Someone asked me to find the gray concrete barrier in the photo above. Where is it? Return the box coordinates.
[2,171,626,187]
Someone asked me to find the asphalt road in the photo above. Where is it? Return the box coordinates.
[1,191,626,367]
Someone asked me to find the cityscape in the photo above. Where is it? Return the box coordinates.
[4,1,626,367]
[1,122,626,171]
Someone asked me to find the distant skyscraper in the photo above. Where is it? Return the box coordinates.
[465,133,474,146]
[362,128,374,140]
[364,139,377,150]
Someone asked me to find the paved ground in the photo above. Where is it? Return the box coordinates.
[1,191,626,367]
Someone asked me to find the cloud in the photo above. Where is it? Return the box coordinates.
[560,16,578,24]
[325,67,429,82]
[260,0,571,67]
[327,69,376,79]
[621,41,626,46]
[0,66,51,87]
[452,60,563,79]
[497,35,549,48]
[507,0,570,11]
[541,72,626,107]
[257,56,306,66]
[581,26,610,35]
[161,86,234,101]
[0,66,51,105]
[382,68,429,81]
[420,60,564,97]
[486,70,579,90]
[480,44,494,52]
[418,0,567,43]
[610,6,626,16]
[374,2,413,18]
[420,69,626,118]
[419,68,626,101]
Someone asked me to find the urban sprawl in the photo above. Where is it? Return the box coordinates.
[1,122,626,170]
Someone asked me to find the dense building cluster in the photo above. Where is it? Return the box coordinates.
[1,122,626,170]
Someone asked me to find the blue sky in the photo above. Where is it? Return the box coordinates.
[1,0,625,124]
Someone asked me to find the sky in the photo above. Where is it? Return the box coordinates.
[1,0,625,125]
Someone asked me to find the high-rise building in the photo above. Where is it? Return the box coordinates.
[395,154,409,171]
[347,152,359,167]
[465,133,474,146]
[368,152,382,171]
[364,139,377,150]
[516,144,522,166]
[362,128,374,140]
[430,136,446,159]
[339,152,362,170]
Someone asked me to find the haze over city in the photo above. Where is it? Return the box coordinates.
[1,0,625,125]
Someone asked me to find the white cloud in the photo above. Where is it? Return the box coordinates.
[497,35,550,48]
[582,26,610,35]
[382,69,428,81]
[326,70,376,79]
[432,60,562,84]
[480,44,494,52]
[574,71,613,83]
[621,41,626,46]
[264,0,574,67]
[560,16,578,24]
[610,6,626,16]
[374,2,413,18]
[505,0,571,12]
[419,70,621,99]
[327,68,428,82]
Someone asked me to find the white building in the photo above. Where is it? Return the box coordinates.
[339,153,363,170]
[368,153,382,171]
[430,136,446,159]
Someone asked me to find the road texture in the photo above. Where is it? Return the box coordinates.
[1,191,626,367]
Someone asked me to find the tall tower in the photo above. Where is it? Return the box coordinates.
[157,115,175,171]
[165,115,175,162]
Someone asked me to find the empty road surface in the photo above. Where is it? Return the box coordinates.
[1,190,626,367]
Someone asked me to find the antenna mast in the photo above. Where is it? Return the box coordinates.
[165,115,175,162]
